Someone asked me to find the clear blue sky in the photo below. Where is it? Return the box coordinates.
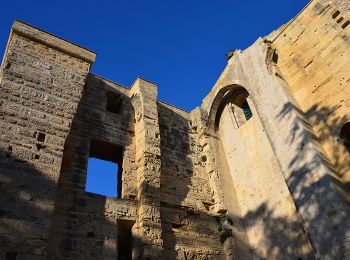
[1,0,309,111]
[0,0,309,197]
[86,158,118,197]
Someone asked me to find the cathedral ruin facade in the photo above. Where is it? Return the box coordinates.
[1,0,350,259]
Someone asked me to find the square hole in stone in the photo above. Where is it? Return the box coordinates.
[106,91,123,114]
[37,132,46,142]
[86,139,123,198]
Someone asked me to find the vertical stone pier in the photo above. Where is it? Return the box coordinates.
[130,78,163,259]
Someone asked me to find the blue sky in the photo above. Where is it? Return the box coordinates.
[0,0,309,197]
[86,158,118,197]
[1,0,309,111]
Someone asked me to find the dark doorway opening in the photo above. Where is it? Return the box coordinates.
[117,219,135,260]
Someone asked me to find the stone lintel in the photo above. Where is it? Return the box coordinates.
[11,20,96,64]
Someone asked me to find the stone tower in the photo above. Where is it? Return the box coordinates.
[0,0,350,259]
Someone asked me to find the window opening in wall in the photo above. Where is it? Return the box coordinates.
[242,100,253,120]
[342,20,350,29]
[214,87,253,131]
[35,131,46,142]
[117,219,135,260]
[86,139,124,198]
[230,90,253,128]
[5,252,17,260]
[337,17,344,23]
[340,122,350,152]
[332,10,340,19]
[106,91,123,114]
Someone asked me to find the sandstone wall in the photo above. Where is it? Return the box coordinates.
[198,0,350,257]
[272,0,350,183]
[0,21,95,259]
[218,97,308,258]
[47,74,137,259]
[1,1,350,258]
[0,20,232,258]
[199,46,315,258]
[270,0,350,257]
[157,102,226,259]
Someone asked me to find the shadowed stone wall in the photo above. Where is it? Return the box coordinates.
[0,21,95,259]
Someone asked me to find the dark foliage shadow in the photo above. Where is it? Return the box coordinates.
[276,101,350,258]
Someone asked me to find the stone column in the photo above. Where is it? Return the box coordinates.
[130,78,163,259]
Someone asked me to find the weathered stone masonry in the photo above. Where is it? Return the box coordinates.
[1,0,350,259]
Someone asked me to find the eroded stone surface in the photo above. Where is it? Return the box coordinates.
[0,2,350,258]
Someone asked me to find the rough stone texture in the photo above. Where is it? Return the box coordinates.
[271,0,350,183]
[0,21,94,258]
[1,1,350,258]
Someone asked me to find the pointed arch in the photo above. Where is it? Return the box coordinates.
[207,84,253,132]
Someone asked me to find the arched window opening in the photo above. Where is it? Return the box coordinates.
[230,90,253,128]
[213,85,253,131]
[340,122,350,152]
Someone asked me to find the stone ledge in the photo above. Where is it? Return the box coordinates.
[12,20,96,64]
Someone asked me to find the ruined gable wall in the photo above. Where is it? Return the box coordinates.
[0,21,95,258]
[199,48,314,258]
[272,0,350,183]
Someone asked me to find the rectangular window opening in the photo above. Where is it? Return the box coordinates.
[86,139,124,198]
[35,131,46,142]
[337,17,344,23]
[106,91,123,114]
[117,219,135,260]
[242,100,253,121]
[332,10,340,19]
[342,20,350,29]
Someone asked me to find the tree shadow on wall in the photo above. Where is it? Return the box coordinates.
[214,101,350,259]
[238,203,315,259]
[275,101,350,258]
[210,101,350,259]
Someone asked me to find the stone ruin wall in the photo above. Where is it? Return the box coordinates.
[0,21,229,259]
[1,0,350,259]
